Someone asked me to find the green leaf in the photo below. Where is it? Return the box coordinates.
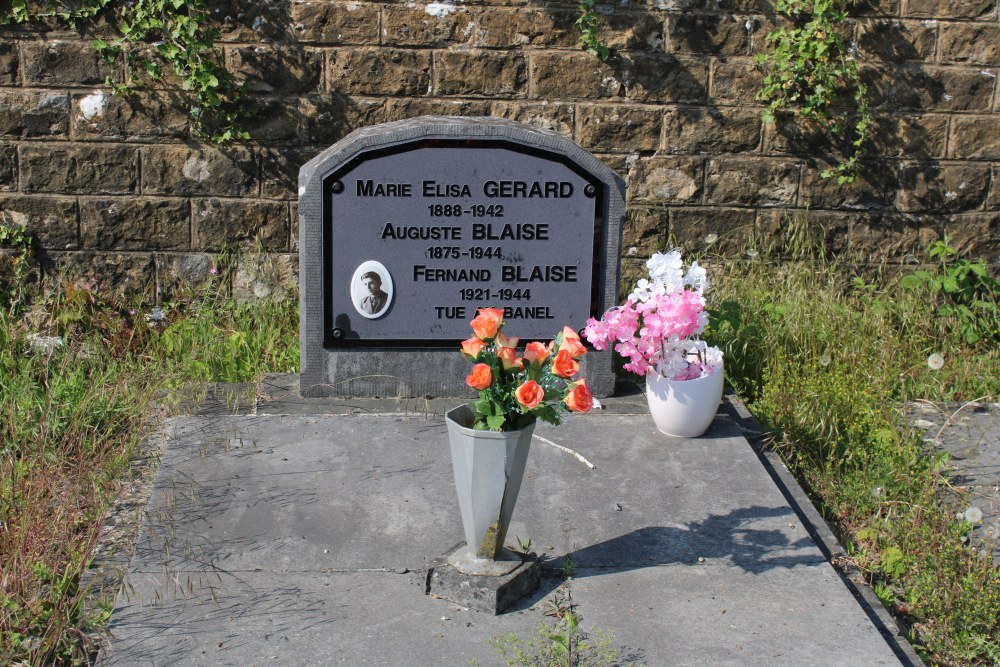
[486,414,506,431]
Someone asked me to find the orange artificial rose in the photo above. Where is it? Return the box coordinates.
[496,332,519,349]
[551,349,580,378]
[496,346,523,371]
[461,337,487,360]
[561,326,581,341]
[559,335,587,360]
[523,341,551,365]
[465,363,493,390]
[563,379,593,413]
[470,307,504,340]
[514,380,544,409]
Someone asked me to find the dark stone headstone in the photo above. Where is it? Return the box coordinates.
[299,116,625,397]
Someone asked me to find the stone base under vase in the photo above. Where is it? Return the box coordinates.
[425,543,540,614]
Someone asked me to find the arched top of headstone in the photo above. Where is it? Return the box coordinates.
[300,116,623,198]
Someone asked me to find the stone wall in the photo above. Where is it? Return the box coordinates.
[1,0,998,298]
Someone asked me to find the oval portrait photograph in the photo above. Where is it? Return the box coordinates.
[350,261,393,319]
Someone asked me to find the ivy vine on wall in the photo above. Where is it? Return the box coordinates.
[575,0,872,183]
[2,0,250,143]
[755,0,871,184]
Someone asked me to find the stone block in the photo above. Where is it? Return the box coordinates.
[895,162,990,213]
[142,146,257,197]
[622,207,669,257]
[21,145,137,195]
[597,10,664,51]
[47,251,155,296]
[468,8,579,48]
[852,0,901,15]
[71,90,188,141]
[856,19,937,62]
[667,13,752,55]
[155,252,217,299]
[261,146,316,200]
[800,159,898,211]
[762,112,834,156]
[0,91,70,138]
[0,195,78,250]
[230,46,323,95]
[904,0,996,19]
[80,197,189,250]
[944,213,998,263]
[212,0,291,43]
[384,97,491,123]
[576,104,661,152]
[868,113,947,158]
[233,252,298,301]
[757,209,850,258]
[850,212,941,260]
[705,158,801,207]
[328,48,431,96]
[670,207,754,256]
[950,116,1000,159]
[244,98,301,143]
[290,0,380,44]
[621,54,709,104]
[619,256,646,297]
[938,23,1000,65]
[710,57,763,105]
[858,64,892,109]
[889,66,995,112]
[662,107,761,154]
[627,156,703,204]
[425,549,540,615]
[21,40,113,85]
[435,50,526,97]
[0,144,14,191]
[490,102,574,137]
[0,41,17,84]
[593,153,631,178]
[192,198,289,252]
[989,166,1000,211]
[531,52,622,100]
[381,4,473,47]
[301,94,386,146]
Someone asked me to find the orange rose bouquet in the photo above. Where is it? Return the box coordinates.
[461,307,592,431]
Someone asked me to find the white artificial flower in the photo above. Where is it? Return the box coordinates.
[683,260,708,295]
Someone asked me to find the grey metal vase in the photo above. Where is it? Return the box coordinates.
[445,405,536,560]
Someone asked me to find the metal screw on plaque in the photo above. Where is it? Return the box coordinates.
[332,328,344,339]
[584,184,596,198]
[331,180,344,194]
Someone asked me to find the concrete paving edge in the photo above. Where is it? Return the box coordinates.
[721,395,927,667]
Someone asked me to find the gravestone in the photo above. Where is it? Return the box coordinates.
[298,117,625,398]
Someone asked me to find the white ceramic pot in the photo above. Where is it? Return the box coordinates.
[445,405,535,560]
[645,365,724,437]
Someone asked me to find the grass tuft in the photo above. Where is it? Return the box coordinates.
[0,271,298,665]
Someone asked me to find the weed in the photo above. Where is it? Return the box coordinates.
[487,589,629,667]
[900,236,999,347]
[561,556,577,579]
[516,535,533,554]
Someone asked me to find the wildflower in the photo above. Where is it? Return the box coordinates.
[927,353,944,370]
[964,506,983,524]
